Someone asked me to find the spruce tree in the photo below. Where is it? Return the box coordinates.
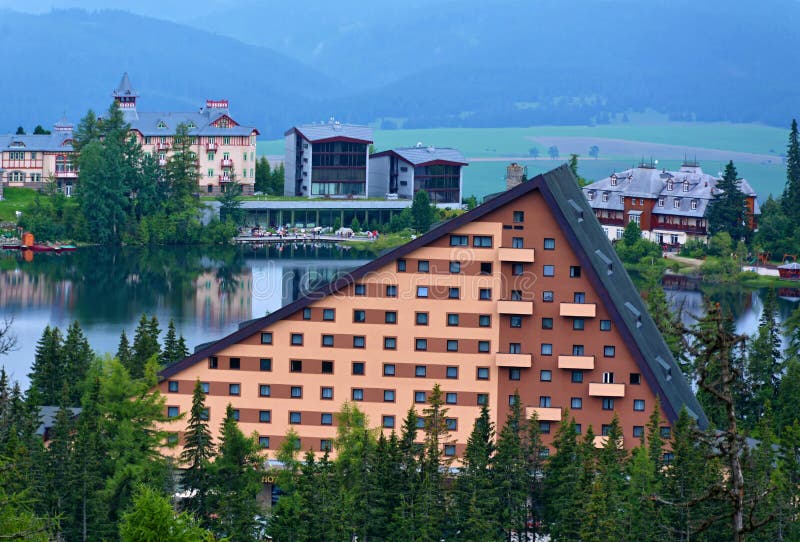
[165,122,201,212]
[62,321,94,406]
[543,412,584,540]
[180,380,215,524]
[581,415,626,541]
[130,314,161,379]
[27,326,65,406]
[493,393,528,539]
[782,118,800,226]
[411,189,435,232]
[116,330,133,370]
[745,288,783,428]
[707,161,748,242]
[160,319,186,367]
[418,384,449,541]
[390,406,422,541]
[456,406,499,540]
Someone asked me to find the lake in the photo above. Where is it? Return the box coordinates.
[0,245,798,388]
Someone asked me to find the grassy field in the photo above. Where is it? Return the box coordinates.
[0,187,37,222]
[258,122,789,200]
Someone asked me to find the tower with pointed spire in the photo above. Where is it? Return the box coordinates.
[112,72,139,121]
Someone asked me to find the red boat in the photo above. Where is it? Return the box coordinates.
[1,244,21,250]
[30,244,55,252]
[778,262,800,281]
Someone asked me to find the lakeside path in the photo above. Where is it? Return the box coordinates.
[665,252,781,276]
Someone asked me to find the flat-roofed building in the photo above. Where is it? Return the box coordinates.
[158,164,706,458]
[112,73,260,195]
[369,144,467,205]
[284,120,373,198]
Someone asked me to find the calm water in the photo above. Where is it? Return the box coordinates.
[1,245,798,389]
[0,245,371,387]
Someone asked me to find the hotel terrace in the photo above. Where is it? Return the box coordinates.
[157,165,706,458]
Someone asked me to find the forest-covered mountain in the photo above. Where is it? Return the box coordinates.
[1,0,799,136]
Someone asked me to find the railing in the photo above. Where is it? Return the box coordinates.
[651,219,706,234]
[158,159,167,167]
[207,142,218,151]
[221,158,234,168]
[156,142,170,151]
[597,216,624,226]
[219,175,231,183]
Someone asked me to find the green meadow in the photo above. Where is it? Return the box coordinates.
[258,122,790,200]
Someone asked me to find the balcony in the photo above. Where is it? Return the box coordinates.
[497,300,534,315]
[218,175,232,183]
[207,142,218,152]
[588,383,626,397]
[156,142,170,151]
[593,435,624,449]
[221,158,234,168]
[557,355,594,370]
[527,407,562,422]
[498,247,535,263]
[495,353,532,368]
[158,158,167,167]
[54,169,78,179]
[560,303,596,318]
[652,218,707,235]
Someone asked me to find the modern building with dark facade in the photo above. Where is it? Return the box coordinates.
[158,164,705,458]
[284,120,374,198]
[584,161,759,246]
[369,145,468,204]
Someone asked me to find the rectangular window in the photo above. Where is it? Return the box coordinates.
[321,361,334,374]
[290,359,303,373]
[383,364,396,376]
[604,346,616,357]
[630,373,641,385]
[447,313,460,326]
[446,366,458,379]
[353,336,365,348]
[449,261,461,273]
[542,318,553,329]
[384,337,397,350]
[540,422,551,434]
[322,335,334,347]
[633,426,645,438]
[259,410,271,423]
[600,319,612,331]
[418,260,430,272]
[634,399,646,411]
[259,436,270,448]
[512,263,524,276]
[415,391,427,403]
[446,392,458,404]
[473,236,493,248]
[660,427,672,439]
[229,383,240,396]
[571,397,583,409]
[569,266,581,278]
[602,425,611,436]
[201,382,210,394]
[540,370,552,382]
[512,237,524,248]
[446,418,458,431]
[383,415,396,428]
[321,387,333,399]
[572,344,585,355]
[573,318,585,330]
[479,315,491,327]
[509,343,521,354]
[417,286,429,298]
[168,381,179,393]
[384,390,396,402]
[260,358,272,371]
[323,308,335,321]
[477,367,490,380]
[201,408,209,420]
[352,362,365,375]
[571,370,584,383]
[416,339,428,351]
[543,291,554,302]
[603,372,615,384]
[397,259,407,272]
[511,290,523,301]
[386,285,398,297]
[573,292,586,303]
[539,396,552,408]
[415,365,427,377]
[513,211,525,222]
[449,287,460,299]
[544,238,556,250]
[352,388,364,401]
[353,310,366,323]
[479,288,492,300]
[480,262,493,275]
[259,384,271,397]
[509,368,521,381]
[355,284,366,296]
[303,308,312,320]
[416,312,429,325]
[444,444,456,456]
[510,316,522,328]
[543,265,555,277]
[291,333,303,345]
[167,406,179,418]
[290,412,301,424]
[449,235,468,246]
[447,340,458,352]
[602,398,614,410]
[291,386,303,398]
[385,311,397,324]
[320,439,332,452]
[478,341,490,353]
[261,332,272,344]
[541,343,553,355]
[321,413,333,425]
[477,393,489,405]
[229,358,240,370]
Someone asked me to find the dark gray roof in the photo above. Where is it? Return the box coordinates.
[36,406,81,436]
[113,72,137,97]
[288,121,373,143]
[160,164,706,428]
[127,111,257,137]
[0,132,74,152]
[372,145,468,165]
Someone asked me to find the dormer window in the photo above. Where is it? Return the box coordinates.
[588,190,595,200]
[658,197,664,207]
[691,199,698,210]
[186,122,196,129]
[683,181,689,192]
[610,174,618,186]
[666,180,674,191]
[157,121,167,129]
[602,192,609,202]
[674,198,681,209]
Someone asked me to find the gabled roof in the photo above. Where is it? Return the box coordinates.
[371,146,468,166]
[160,164,706,428]
[0,132,74,152]
[286,122,373,143]
[126,111,258,137]
[113,72,137,97]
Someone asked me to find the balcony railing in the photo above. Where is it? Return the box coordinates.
[221,158,234,168]
[495,353,533,368]
[218,175,232,183]
[527,407,562,422]
[156,142,170,151]
[158,158,167,167]
[206,142,218,151]
[588,383,626,397]
[597,216,624,226]
[651,219,707,234]
[497,300,534,315]
[54,169,78,178]
[498,247,535,263]
[560,303,596,318]
[557,355,595,370]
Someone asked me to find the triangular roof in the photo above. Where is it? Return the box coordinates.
[371,146,468,166]
[113,72,137,97]
[159,164,706,428]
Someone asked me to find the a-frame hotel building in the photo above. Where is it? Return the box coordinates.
[158,164,706,457]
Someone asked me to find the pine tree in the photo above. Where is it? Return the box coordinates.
[543,412,584,541]
[180,380,215,524]
[62,321,94,406]
[27,326,65,406]
[390,406,422,541]
[267,429,305,542]
[494,393,528,539]
[43,392,76,539]
[411,189,435,232]
[625,445,660,542]
[776,358,800,434]
[116,329,133,371]
[707,160,749,242]
[159,319,185,367]
[782,119,800,226]
[745,288,783,429]
[417,384,449,541]
[176,334,189,360]
[119,485,212,542]
[164,122,201,212]
[784,301,800,364]
[254,156,271,194]
[130,314,161,379]
[581,415,627,541]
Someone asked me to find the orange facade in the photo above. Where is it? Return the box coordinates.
[157,165,704,459]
